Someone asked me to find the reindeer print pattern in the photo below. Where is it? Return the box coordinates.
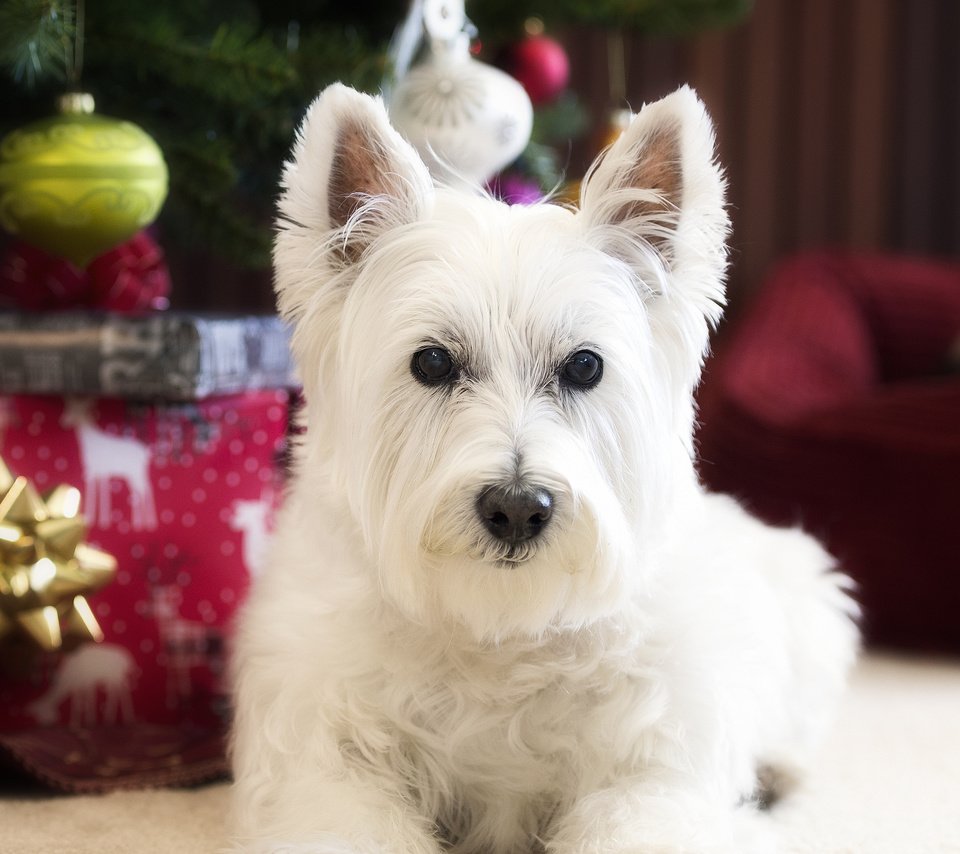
[62,398,158,531]
[0,391,289,730]
[26,644,137,726]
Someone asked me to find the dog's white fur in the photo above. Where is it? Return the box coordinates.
[229,83,858,853]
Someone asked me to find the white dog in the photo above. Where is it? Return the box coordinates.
[229,83,858,854]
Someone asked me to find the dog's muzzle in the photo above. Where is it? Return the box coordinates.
[476,483,554,551]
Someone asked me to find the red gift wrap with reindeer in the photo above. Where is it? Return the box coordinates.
[0,313,297,733]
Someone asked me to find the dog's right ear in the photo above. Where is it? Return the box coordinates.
[275,84,433,319]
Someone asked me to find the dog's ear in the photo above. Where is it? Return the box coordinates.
[275,84,433,319]
[579,86,729,329]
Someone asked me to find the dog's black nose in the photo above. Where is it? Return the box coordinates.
[477,484,554,544]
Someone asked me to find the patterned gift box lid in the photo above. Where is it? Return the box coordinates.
[0,312,300,401]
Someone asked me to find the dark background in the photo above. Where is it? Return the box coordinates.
[566,0,959,319]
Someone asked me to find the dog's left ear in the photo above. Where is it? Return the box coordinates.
[275,84,434,321]
[579,86,729,335]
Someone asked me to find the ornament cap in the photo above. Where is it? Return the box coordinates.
[423,0,465,41]
[57,92,96,115]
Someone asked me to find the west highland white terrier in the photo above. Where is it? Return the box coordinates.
[229,83,858,854]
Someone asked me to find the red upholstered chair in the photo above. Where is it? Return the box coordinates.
[696,252,960,651]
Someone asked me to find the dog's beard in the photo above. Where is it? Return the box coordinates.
[370,457,645,642]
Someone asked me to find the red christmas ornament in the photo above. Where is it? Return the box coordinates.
[0,231,171,313]
[501,35,570,106]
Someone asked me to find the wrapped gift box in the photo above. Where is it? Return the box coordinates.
[0,311,298,399]
[0,313,296,735]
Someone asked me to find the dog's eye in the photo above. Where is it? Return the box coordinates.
[412,347,457,385]
[561,350,603,389]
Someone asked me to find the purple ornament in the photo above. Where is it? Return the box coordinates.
[490,173,543,205]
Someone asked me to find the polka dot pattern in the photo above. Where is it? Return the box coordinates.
[0,390,289,731]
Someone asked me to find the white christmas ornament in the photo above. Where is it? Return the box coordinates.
[387,0,533,186]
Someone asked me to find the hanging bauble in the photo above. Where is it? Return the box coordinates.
[0,93,168,268]
[500,34,570,106]
[388,0,533,186]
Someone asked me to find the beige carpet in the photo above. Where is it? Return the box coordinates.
[1,653,958,854]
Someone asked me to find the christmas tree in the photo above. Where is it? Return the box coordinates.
[0,0,750,271]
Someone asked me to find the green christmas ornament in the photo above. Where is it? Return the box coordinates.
[0,93,168,268]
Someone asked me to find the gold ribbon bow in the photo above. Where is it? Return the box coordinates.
[0,456,116,651]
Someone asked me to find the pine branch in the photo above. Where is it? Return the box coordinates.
[0,0,73,86]
[160,135,239,195]
[292,27,386,95]
[90,20,296,105]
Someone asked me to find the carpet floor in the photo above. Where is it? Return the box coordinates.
[1,653,958,853]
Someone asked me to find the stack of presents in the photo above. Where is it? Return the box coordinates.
[0,293,299,789]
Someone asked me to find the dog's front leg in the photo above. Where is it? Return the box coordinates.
[229,769,443,854]
[547,775,775,854]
